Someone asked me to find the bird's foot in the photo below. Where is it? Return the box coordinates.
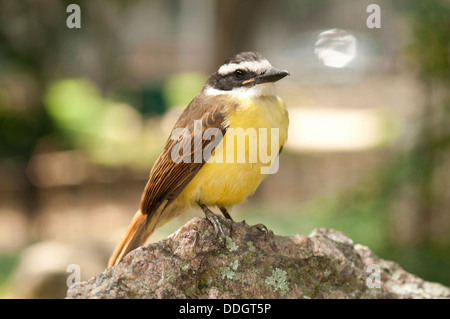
[197,202,232,246]
[254,223,268,233]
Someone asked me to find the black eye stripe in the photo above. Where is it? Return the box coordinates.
[205,69,259,91]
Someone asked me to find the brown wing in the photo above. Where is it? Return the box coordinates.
[139,94,234,216]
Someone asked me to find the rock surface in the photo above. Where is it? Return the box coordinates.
[66,217,450,299]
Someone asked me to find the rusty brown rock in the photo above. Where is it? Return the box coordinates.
[66,217,450,299]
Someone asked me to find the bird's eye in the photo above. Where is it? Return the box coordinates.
[234,69,245,79]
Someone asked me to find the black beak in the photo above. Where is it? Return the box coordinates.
[254,67,290,84]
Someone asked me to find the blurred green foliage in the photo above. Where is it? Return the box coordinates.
[0,253,19,297]
[404,0,450,80]
[45,79,105,139]
[163,73,208,109]
[43,78,169,169]
[0,108,48,159]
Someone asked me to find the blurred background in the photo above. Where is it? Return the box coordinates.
[0,0,449,298]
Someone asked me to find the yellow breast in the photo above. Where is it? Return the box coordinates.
[179,95,289,208]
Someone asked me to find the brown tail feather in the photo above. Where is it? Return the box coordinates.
[108,210,152,268]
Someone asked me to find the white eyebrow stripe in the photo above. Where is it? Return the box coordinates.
[218,60,272,75]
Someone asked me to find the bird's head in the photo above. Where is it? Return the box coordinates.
[203,52,289,98]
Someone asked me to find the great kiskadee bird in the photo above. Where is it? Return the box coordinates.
[108,52,289,267]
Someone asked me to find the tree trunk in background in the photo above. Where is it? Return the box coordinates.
[405,0,450,247]
[415,79,436,245]
[213,0,270,67]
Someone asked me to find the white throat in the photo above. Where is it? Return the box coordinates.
[204,83,277,99]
